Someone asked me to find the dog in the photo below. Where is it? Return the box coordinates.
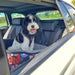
[8,14,39,51]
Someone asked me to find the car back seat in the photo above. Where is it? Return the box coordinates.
[3,18,24,39]
[35,20,65,46]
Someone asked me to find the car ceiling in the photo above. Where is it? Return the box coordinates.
[0,0,57,13]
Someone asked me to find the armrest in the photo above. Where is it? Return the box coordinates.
[3,26,12,39]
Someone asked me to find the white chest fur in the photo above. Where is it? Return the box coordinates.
[21,36,34,51]
[8,35,34,51]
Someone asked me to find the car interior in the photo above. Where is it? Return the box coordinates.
[0,0,68,74]
[3,17,66,48]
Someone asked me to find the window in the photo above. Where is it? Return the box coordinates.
[11,13,25,19]
[0,13,7,27]
[63,2,75,24]
[57,1,75,32]
[36,10,62,20]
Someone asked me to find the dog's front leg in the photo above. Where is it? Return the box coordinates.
[29,38,34,51]
[8,39,21,51]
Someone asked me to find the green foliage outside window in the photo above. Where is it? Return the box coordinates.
[71,0,75,6]
[0,13,7,27]
[36,10,62,20]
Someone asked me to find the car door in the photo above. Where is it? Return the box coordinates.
[0,32,10,75]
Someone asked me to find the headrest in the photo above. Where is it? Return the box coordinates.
[42,21,58,31]
[12,18,24,25]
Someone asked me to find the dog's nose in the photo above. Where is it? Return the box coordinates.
[31,25,34,28]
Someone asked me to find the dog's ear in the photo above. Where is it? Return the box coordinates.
[38,22,42,32]
[35,16,42,32]
[22,17,29,34]
[33,16,39,23]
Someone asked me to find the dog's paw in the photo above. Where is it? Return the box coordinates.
[7,47,13,51]
[7,46,17,51]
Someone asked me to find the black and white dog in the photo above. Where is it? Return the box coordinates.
[8,14,39,51]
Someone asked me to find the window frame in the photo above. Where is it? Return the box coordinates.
[62,1,75,25]
[5,13,10,27]
[56,0,75,33]
[61,1,75,33]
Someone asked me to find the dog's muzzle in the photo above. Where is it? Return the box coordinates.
[27,22,39,34]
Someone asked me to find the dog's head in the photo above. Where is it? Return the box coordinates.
[22,14,40,35]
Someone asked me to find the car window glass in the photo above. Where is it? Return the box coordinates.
[63,2,75,24]
[36,10,62,20]
[57,1,74,32]
[11,13,25,19]
[0,13,7,27]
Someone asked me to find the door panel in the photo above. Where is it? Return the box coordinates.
[0,32,10,75]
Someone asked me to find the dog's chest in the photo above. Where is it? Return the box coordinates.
[21,35,34,51]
